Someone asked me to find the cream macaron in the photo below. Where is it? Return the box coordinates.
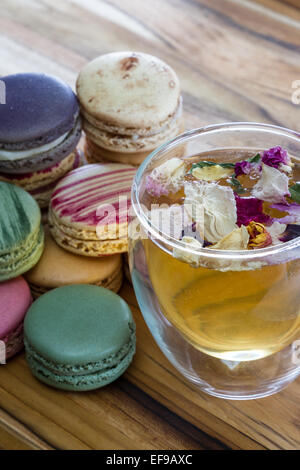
[25,227,123,298]
[48,163,136,256]
[76,51,184,166]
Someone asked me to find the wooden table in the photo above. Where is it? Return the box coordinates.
[0,0,300,450]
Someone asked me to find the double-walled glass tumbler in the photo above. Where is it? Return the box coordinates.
[129,123,300,399]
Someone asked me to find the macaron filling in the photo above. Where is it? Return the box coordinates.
[82,97,183,138]
[0,117,82,174]
[25,322,135,376]
[24,323,135,388]
[0,131,69,161]
[83,107,183,153]
[0,226,44,280]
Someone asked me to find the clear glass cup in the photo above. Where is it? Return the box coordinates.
[129,123,300,400]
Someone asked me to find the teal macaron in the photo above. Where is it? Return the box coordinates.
[24,285,136,391]
[0,182,44,281]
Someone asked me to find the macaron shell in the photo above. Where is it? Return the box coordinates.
[76,51,181,129]
[83,111,183,153]
[0,117,82,174]
[0,151,82,208]
[25,227,123,288]
[49,217,128,256]
[5,322,24,360]
[84,138,151,166]
[0,226,44,282]
[24,284,135,365]
[0,73,79,149]
[28,264,123,299]
[0,182,44,280]
[25,339,135,391]
[0,182,41,254]
[49,163,135,240]
[0,277,32,338]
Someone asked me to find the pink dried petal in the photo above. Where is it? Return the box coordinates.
[145,175,168,197]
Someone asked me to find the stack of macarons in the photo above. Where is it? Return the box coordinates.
[0,49,185,389]
[0,181,44,360]
[0,66,138,390]
[0,73,82,209]
[76,51,184,166]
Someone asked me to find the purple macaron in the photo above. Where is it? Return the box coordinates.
[0,73,82,174]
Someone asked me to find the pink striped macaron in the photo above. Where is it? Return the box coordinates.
[0,277,32,361]
[49,163,136,256]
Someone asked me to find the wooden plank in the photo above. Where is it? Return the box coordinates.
[0,409,52,450]
[0,353,225,450]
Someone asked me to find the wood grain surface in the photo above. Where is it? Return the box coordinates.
[0,0,299,450]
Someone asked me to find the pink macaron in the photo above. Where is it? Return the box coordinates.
[0,277,32,361]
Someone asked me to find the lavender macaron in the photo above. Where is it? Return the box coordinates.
[0,73,82,207]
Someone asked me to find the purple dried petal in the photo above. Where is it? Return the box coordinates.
[235,161,252,177]
[234,160,262,177]
[279,224,300,242]
[270,202,300,224]
[262,146,289,169]
[235,194,273,227]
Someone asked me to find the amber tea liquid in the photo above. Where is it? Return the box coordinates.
[144,150,300,361]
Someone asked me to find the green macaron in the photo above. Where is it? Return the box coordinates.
[24,285,136,391]
[0,182,44,281]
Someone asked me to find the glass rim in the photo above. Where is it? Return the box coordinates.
[131,122,300,260]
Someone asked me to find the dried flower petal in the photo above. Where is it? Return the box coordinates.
[267,221,286,245]
[149,204,191,239]
[235,194,272,226]
[252,164,290,203]
[184,180,237,243]
[234,157,262,177]
[247,222,272,249]
[262,146,292,171]
[270,202,300,224]
[145,175,168,197]
[146,158,186,196]
[279,224,300,242]
[173,236,203,267]
[192,164,233,181]
[209,225,249,250]
[235,161,252,176]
